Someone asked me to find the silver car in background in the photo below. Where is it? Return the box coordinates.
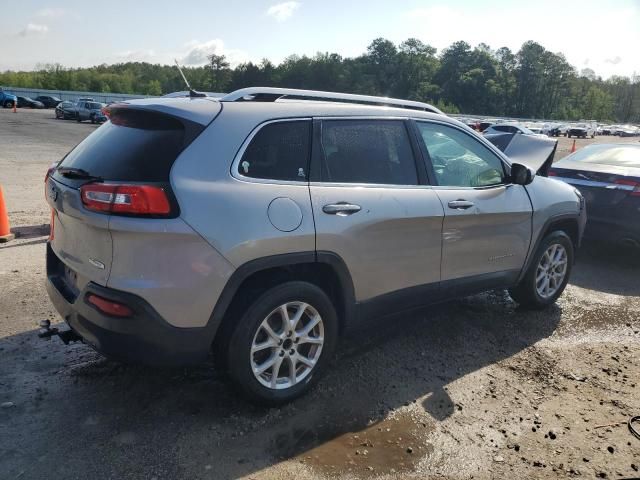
[76,101,107,123]
[44,88,586,404]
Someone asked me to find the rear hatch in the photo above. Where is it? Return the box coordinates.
[46,98,220,297]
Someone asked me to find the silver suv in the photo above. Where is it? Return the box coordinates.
[45,88,586,404]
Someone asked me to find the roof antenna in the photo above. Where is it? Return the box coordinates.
[174,59,206,98]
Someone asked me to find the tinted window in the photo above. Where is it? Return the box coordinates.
[493,125,514,133]
[240,121,311,181]
[417,122,505,187]
[320,120,418,185]
[58,110,189,182]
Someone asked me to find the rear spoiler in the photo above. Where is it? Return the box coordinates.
[485,133,557,177]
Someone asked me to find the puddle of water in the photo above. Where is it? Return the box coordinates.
[294,412,432,477]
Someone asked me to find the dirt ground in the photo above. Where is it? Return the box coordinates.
[1,108,639,480]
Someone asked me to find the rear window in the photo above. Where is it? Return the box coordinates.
[59,109,187,182]
[569,145,640,168]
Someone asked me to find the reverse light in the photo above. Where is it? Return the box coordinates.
[80,183,171,215]
[87,294,133,317]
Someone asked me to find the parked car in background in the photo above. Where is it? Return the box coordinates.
[567,123,595,138]
[76,101,107,123]
[614,125,640,137]
[16,96,45,109]
[550,144,640,248]
[546,124,568,137]
[0,87,17,108]
[55,101,77,120]
[34,95,62,108]
[44,87,586,404]
[483,123,538,136]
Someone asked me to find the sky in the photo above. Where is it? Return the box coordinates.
[2,0,639,79]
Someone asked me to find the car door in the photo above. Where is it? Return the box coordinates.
[414,120,532,290]
[309,118,444,314]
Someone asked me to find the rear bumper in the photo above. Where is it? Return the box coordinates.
[46,244,212,366]
[585,218,640,246]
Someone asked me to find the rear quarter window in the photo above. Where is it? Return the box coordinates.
[238,120,311,181]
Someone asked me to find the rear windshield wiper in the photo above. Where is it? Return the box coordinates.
[56,167,103,182]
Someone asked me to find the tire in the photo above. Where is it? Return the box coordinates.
[510,231,574,310]
[76,115,81,122]
[223,281,338,405]
[4,100,14,108]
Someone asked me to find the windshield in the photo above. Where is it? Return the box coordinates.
[568,145,640,168]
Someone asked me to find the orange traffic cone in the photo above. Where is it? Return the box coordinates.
[0,185,15,243]
[570,139,576,153]
[12,99,16,113]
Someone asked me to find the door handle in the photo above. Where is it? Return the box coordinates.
[448,199,475,210]
[322,202,362,216]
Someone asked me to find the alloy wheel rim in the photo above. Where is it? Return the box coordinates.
[250,301,324,390]
[535,243,568,299]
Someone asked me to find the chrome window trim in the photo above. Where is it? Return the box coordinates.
[231,117,313,186]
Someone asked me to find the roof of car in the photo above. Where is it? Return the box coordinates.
[118,95,466,130]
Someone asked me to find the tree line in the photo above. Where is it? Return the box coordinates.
[2,38,638,122]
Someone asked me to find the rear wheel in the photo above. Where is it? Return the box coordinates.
[224,281,338,405]
[510,231,573,310]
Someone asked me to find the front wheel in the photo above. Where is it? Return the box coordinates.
[224,281,338,405]
[510,231,574,310]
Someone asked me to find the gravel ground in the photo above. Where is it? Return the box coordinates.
[1,108,639,480]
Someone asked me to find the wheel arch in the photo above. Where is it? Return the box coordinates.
[518,213,581,283]
[209,251,356,354]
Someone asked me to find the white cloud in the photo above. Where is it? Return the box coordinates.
[605,56,622,65]
[18,23,49,36]
[179,39,249,66]
[267,1,300,22]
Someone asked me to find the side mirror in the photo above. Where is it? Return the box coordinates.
[510,163,534,185]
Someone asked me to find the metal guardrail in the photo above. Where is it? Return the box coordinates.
[1,86,152,104]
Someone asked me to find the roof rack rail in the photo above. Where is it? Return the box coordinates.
[220,87,444,115]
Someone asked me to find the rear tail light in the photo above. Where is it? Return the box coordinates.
[80,183,171,215]
[615,179,640,197]
[87,294,133,317]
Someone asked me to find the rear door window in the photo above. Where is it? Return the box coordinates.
[239,120,311,181]
[320,120,418,185]
[58,109,190,182]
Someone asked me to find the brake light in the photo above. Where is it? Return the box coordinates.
[615,178,640,196]
[80,183,171,215]
[87,294,133,317]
